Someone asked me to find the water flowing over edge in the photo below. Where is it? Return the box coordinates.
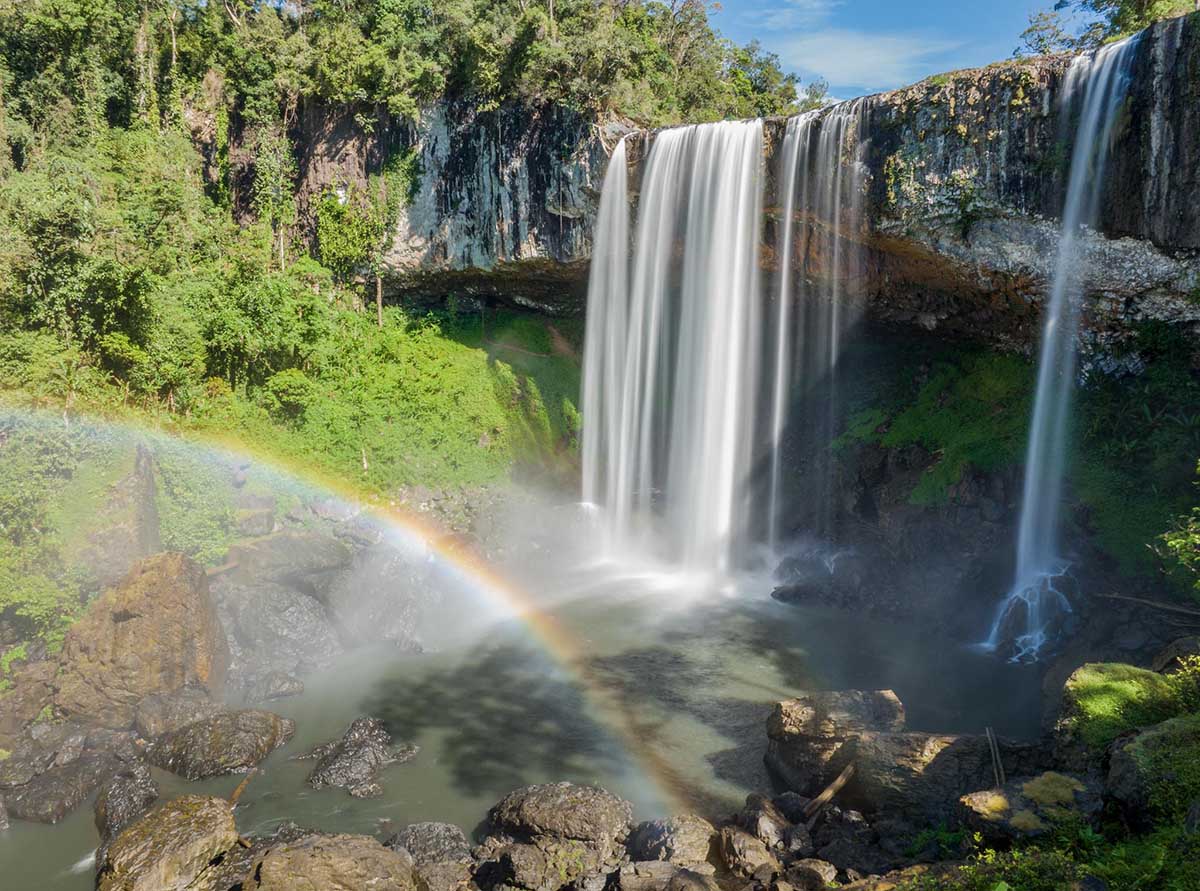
[985,36,1141,661]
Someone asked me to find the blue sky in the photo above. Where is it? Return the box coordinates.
[711,0,1048,98]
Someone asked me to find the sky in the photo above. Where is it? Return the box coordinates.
[711,0,1049,98]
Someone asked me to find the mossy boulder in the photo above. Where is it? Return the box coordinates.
[97,795,238,891]
[148,709,295,780]
[957,772,1102,844]
[1054,663,1184,752]
[1107,713,1200,827]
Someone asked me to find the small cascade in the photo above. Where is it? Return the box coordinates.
[581,121,765,573]
[986,37,1140,661]
[766,100,869,550]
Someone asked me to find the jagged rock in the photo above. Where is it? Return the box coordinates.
[1151,636,1200,673]
[0,659,55,749]
[486,782,634,864]
[318,544,431,650]
[737,793,793,848]
[498,842,550,889]
[959,772,1101,844]
[149,709,294,780]
[135,688,223,739]
[54,553,229,729]
[718,826,779,878]
[224,531,352,587]
[248,832,417,891]
[97,795,238,891]
[627,814,716,866]
[616,862,721,891]
[1107,714,1200,827]
[386,821,472,864]
[765,690,905,794]
[772,792,813,824]
[217,579,343,682]
[245,671,305,703]
[190,821,310,891]
[297,716,417,797]
[413,859,472,891]
[786,859,838,890]
[95,761,160,848]
[2,750,121,823]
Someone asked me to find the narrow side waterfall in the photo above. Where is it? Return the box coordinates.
[581,121,764,573]
[767,100,868,549]
[986,37,1140,660]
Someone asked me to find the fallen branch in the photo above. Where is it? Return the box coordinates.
[1096,592,1200,618]
[230,769,258,805]
[803,763,855,829]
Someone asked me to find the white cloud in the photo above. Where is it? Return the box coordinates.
[750,0,843,30]
[770,29,964,93]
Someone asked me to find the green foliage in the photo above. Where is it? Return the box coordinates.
[842,351,1033,505]
[1018,0,1193,55]
[154,444,234,566]
[905,823,966,860]
[1074,322,1200,585]
[1160,462,1200,602]
[315,187,384,279]
[0,540,78,644]
[1127,710,1200,825]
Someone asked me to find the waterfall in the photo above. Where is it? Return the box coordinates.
[767,100,868,549]
[581,121,764,573]
[986,37,1140,660]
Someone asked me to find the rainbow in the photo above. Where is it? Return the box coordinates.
[1,404,701,814]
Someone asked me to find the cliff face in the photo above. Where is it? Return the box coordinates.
[299,14,1199,343]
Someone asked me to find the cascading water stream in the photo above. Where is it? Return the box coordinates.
[985,37,1140,661]
[581,121,764,573]
[767,101,868,550]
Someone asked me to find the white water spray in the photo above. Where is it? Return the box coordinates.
[986,37,1140,660]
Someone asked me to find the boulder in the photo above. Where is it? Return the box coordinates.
[786,859,838,890]
[97,795,238,891]
[958,772,1102,844]
[2,750,121,823]
[1151,637,1200,674]
[413,859,472,891]
[765,691,905,794]
[1106,713,1200,827]
[386,821,472,864]
[149,709,294,780]
[827,731,1040,825]
[0,659,56,749]
[224,532,351,588]
[135,688,222,739]
[1053,662,1181,756]
[487,782,634,863]
[248,832,417,891]
[717,826,779,878]
[95,761,160,848]
[627,814,716,866]
[54,553,229,729]
[737,793,793,848]
[218,580,343,680]
[296,716,416,798]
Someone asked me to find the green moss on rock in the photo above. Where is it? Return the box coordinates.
[1057,663,1183,750]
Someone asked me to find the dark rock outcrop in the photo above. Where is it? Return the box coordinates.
[54,553,230,729]
[765,690,905,793]
[148,709,294,780]
[296,716,417,798]
[96,795,238,891]
[1,750,121,823]
[94,762,160,859]
[627,814,716,867]
[135,687,223,739]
